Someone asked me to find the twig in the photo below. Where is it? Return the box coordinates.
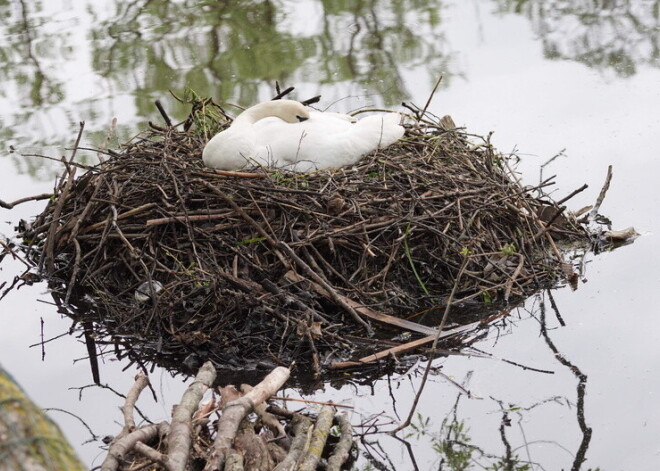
[329,321,480,370]
[389,255,469,434]
[301,95,321,106]
[272,86,295,100]
[503,254,525,302]
[211,169,267,178]
[556,184,588,206]
[155,100,173,127]
[588,165,613,222]
[271,396,354,409]
[420,75,444,118]
[0,193,53,209]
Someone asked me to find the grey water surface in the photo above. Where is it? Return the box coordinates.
[1,1,659,469]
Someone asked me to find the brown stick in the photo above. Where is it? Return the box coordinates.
[211,169,268,178]
[271,396,354,409]
[205,367,290,471]
[588,165,613,221]
[503,254,525,302]
[155,99,173,127]
[420,75,444,118]
[83,203,157,232]
[0,193,53,209]
[285,271,438,336]
[556,183,588,205]
[330,321,480,370]
[146,211,236,227]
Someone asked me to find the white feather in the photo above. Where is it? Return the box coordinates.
[202,100,404,172]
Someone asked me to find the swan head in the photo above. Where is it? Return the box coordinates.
[274,100,310,123]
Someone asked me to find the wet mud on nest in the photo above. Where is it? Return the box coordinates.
[0,93,618,383]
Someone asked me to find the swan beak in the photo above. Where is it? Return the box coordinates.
[296,115,309,122]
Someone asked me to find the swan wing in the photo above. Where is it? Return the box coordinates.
[250,112,404,172]
[202,126,259,170]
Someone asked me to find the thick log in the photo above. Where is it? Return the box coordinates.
[167,361,216,471]
[234,420,274,471]
[0,363,86,471]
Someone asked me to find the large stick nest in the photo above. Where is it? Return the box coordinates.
[13,98,590,378]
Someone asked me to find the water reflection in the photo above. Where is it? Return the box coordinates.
[496,0,660,76]
[89,0,454,106]
[0,0,66,147]
[1,0,455,179]
[351,290,601,471]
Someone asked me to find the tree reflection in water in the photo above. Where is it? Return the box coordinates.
[90,0,455,106]
[0,0,454,177]
[354,290,602,471]
[495,0,660,77]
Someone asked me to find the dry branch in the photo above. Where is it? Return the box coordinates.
[298,405,336,471]
[168,361,216,471]
[96,362,345,471]
[205,367,290,471]
[327,412,354,471]
[101,422,169,471]
[119,373,149,439]
[273,414,314,471]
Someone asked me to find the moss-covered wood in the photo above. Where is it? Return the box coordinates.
[0,364,85,471]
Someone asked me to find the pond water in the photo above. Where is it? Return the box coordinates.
[1,1,659,469]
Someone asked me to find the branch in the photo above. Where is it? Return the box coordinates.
[100,422,169,471]
[118,373,150,439]
[588,165,613,222]
[205,367,290,471]
[298,405,336,471]
[155,100,173,127]
[168,361,217,471]
[326,412,353,471]
[0,193,53,209]
[273,414,313,471]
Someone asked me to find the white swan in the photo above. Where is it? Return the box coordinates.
[202,100,404,172]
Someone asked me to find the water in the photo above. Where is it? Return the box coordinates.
[1,1,659,469]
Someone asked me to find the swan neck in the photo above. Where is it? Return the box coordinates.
[232,102,279,126]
